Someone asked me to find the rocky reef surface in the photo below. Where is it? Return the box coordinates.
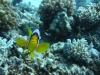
[0,0,100,75]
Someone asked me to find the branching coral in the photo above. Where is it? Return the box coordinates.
[77,2,99,22]
[63,38,100,74]
[77,2,100,32]
[63,38,99,65]
[0,37,13,57]
[0,37,13,49]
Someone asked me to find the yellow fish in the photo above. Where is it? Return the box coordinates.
[16,27,50,58]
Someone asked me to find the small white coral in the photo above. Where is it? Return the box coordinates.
[0,37,7,49]
[0,37,14,57]
[0,37,13,49]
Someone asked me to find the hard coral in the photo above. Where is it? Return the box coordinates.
[77,2,100,32]
[63,38,99,65]
[69,64,94,75]
[49,11,73,35]
[63,38,100,74]
[38,0,76,41]
[0,0,21,30]
[38,0,75,26]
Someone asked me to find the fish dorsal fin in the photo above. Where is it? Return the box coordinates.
[27,27,32,38]
[36,42,50,53]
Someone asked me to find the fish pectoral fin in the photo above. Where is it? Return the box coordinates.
[22,49,29,54]
[16,38,28,47]
[36,42,50,53]
[30,52,34,58]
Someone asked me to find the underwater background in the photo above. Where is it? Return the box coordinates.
[0,0,100,75]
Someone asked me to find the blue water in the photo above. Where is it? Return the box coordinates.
[21,0,92,7]
[86,0,91,3]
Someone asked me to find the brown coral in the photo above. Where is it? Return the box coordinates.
[0,0,21,30]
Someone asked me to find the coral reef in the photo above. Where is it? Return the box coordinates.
[0,0,41,32]
[15,2,42,34]
[50,42,65,53]
[49,11,74,36]
[7,56,34,75]
[63,38,100,74]
[76,2,100,32]
[0,37,13,58]
[66,64,94,75]
[0,56,34,75]
[0,34,96,75]
[0,35,34,75]
[16,2,35,13]
[63,38,99,65]
[0,0,100,75]
[20,11,42,34]
[72,1,100,52]
[0,0,21,30]
[38,0,76,41]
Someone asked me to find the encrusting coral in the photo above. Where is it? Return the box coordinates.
[0,0,21,30]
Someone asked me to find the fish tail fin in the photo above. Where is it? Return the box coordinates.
[23,50,34,59]
[30,52,34,58]
[15,38,28,47]
[36,42,50,53]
